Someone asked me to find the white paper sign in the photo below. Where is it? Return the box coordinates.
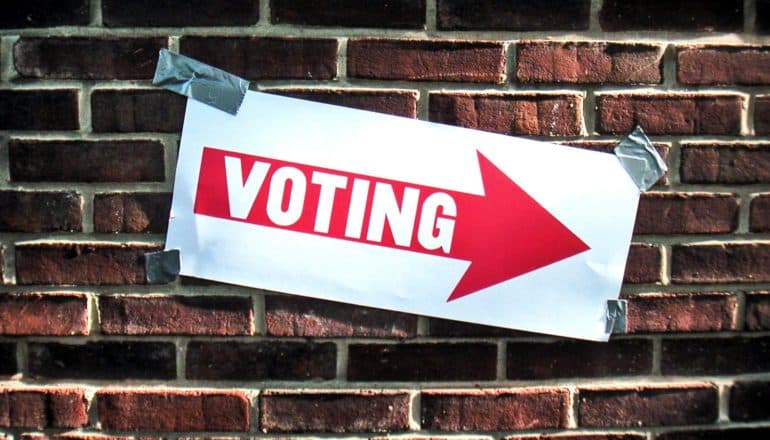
[166,91,640,341]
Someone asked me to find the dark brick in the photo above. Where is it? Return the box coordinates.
[599,0,743,31]
[0,344,15,376]
[627,293,737,333]
[757,96,770,134]
[181,37,337,80]
[260,392,410,433]
[422,390,569,431]
[94,193,171,233]
[508,435,645,440]
[429,93,582,136]
[634,193,738,234]
[507,340,652,379]
[429,318,529,337]
[671,243,770,283]
[271,0,425,28]
[0,388,88,428]
[348,39,506,83]
[91,90,186,133]
[657,427,770,440]
[730,381,770,421]
[347,343,496,381]
[752,195,770,232]
[678,46,770,85]
[9,140,165,182]
[28,342,175,380]
[579,386,718,427]
[680,143,770,184]
[0,293,88,335]
[265,295,417,338]
[0,90,79,131]
[14,37,166,80]
[269,89,418,118]
[0,0,89,28]
[437,0,590,31]
[103,0,259,26]
[746,292,770,330]
[662,337,770,375]
[0,191,82,232]
[625,244,662,284]
[760,0,770,33]
[186,341,336,380]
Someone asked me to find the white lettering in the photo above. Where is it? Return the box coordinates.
[266,166,306,226]
[225,156,270,219]
[367,182,419,247]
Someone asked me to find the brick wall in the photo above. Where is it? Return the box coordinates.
[1,0,769,439]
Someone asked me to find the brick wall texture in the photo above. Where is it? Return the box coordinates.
[0,0,769,439]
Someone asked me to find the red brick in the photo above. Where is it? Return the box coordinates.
[750,195,770,232]
[181,37,337,80]
[596,94,743,135]
[187,341,335,380]
[260,391,410,433]
[579,386,718,427]
[678,46,770,85]
[15,243,159,285]
[680,143,770,184]
[0,388,87,428]
[624,244,662,284]
[348,39,506,83]
[0,0,89,28]
[0,344,15,376]
[14,37,166,80]
[91,90,186,133]
[429,93,582,136]
[0,191,82,233]
[756,96,770,134]
[9,140,165,182]
[662,337,770,375]
[746,292,770,330]
[103,0,259,26]
[626,293,737,333]
[97,390,249,431]
[507,340,652,379]
[599,0,743,31]
[94,193,171,233]
[438,0,590,31]
[271,0,425,28]
[347,343,496,381]
[657,428,770,440]
[269,89,418,118]
[730,381,770,421]
[671,243,770,283]
[0,90,79,131]
[0,293,88,336]
[518,41,662,84]
[422,390,568,431]
[634,193,738,234]
[265,295,417,338]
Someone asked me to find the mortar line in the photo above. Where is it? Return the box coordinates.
[409,390,422,430]
[337,37,348,81]
[745,0,758,33]
[588,0,603,32]
[496,340,507,381]
[253,292,266,335]
[335,339,349,380]
[568,386,579,428]
[718,382,731,422]
[176,337,187,381]
[651,337,662,375]
[259,0,271,26]
[90,0,103,27]
[425,0,437,33]
[735,290,748,331]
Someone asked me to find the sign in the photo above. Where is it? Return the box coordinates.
[166,91,641,341]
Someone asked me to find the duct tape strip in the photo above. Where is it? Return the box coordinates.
[605,299,628,335]
[153,49,249,115]
[614,126,667,191]
[145,249,180,284]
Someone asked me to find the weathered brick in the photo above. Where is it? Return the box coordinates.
[347,343,496,381]
[103,0,259,26]
[265,295,417,338]
[260,391,410,433]
[28,342,176,380]
[507,340,652,379]
[634,193,738,234]
[437,0,590,30]
[94,193,171,233]
[0,90,79,131]
[662,337,770,375]
[9,140,165,182]
[579,386,718,427]
[186,341,336,380]
[14,37,166,80]
[181,37,337,80]
[271,0,425,28]
[0,344,15,376]
[0,191,82,233]
[422,390,569,431]
[429,93,582,136]
[596,94,743,135]
[746,292,770,330]
[680,143,770,184]
[678,46,770,85]
[730,381,770,421]
[671,243,770,283]
[348,39,506,83]
[599,0,743,31]
[518,42,662,84]
[0,293,88,336]
[91,90,186,133]
[97,390,249,431]
[624,244,662,284]
[757,96,770,134]
[760,0,770,33]
[0,0,89,28]
[0,388,88,428]
[21,435,135,440]
[507,435,645,440]
[627,293,737,333]
[752,195,770,232]
[657,427,770,440]
[269,89,418,118]
[15,243,159,285]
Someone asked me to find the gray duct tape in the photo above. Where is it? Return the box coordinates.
[614,126,667,191]
[605,299,628,335]
[153,49,249,115]
[145,249,181,284]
